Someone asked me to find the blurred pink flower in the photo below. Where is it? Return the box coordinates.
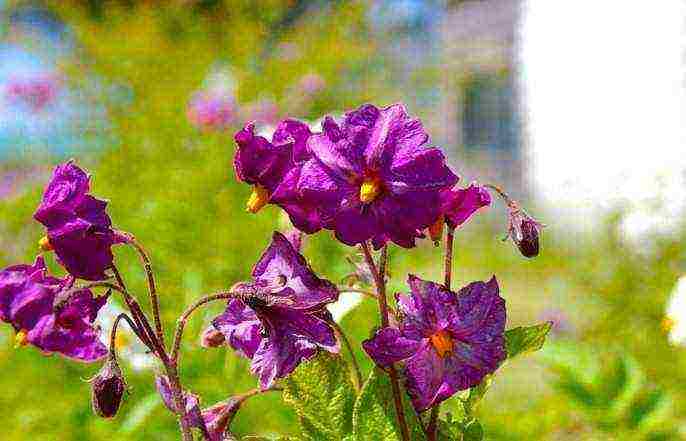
[298,73,326,96]
[243,98,280,126]
[187,91,239,131]
[4,73,60,111]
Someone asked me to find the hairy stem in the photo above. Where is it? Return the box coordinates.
[125,236,166,352]
[427,226,456,440]
[110,267,159,356]
[331,320,363,392]
[171,291,235,364]
[109,313,139,360]
[361,243,410,441]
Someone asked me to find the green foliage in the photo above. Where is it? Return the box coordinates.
[352,368,426,441]
[541,341,678,439]
[504,322,553,360]
[282,353,356,440]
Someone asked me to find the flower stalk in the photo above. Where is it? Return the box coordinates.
[361,243,411,441]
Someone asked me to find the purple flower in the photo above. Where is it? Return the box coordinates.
[156,376,204,431]
[506,201,542,258]
[297,104,458,248]
[234,120,322,233]
[211,232,339,388]
[363,275,506,411]
[33,161,126,281]
[0,256,108,362]
[187,91,238,130]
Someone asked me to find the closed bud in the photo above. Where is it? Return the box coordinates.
[90,357,126,418]
[507,202,542,258]
[200,326,226,348]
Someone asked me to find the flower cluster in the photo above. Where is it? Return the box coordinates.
[0,102,546,440]
[0,161,125,362]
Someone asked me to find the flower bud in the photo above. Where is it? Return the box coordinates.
[200,326,226,348]
[90,357,126,418]
[507,202,542,258]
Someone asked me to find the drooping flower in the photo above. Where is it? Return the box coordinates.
[234,120,322,233]
[33,161,126,281]
[297,103,458,248]
[210,232,339,388]
[363,275,506,411]
[429,183,492,243]
[0,256,108,362]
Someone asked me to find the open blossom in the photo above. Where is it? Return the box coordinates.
[234,120,322,233]
[210,232,339,388]
[0,256,108,362]
[33,161,126,281]
[297,103,458,248]
[363,275,506,411]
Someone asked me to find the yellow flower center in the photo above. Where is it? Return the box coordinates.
[429,330,454,358]
[38,236,53,252]
[14,329,29,348]
[359,178,382,203]
[245,185,270,213]
[661,316,676,333]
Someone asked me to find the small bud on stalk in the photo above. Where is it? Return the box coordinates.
[506,201,542,258]
[90,356,126,418]
[485,184,543,258]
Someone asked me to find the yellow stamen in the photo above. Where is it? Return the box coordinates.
[429,330,454,358]
[38,236,53,252]
[14,329,29,348]
[246,185,270,213]
[428,215,444,246]
[359,178,382,203]
[661,317,675,333]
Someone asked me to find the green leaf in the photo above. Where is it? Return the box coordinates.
[352,368,426,441]
[282,353,357,440]
[505,322,553,359]
[462,419,484,441]
[464,376,493,414]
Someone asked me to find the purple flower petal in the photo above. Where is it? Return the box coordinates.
[362,327,421,367]
[212,299,262,359]
[251,232,338,311]
[440,183,491,229]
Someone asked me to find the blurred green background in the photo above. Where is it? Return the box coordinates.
[1,1,685,440]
